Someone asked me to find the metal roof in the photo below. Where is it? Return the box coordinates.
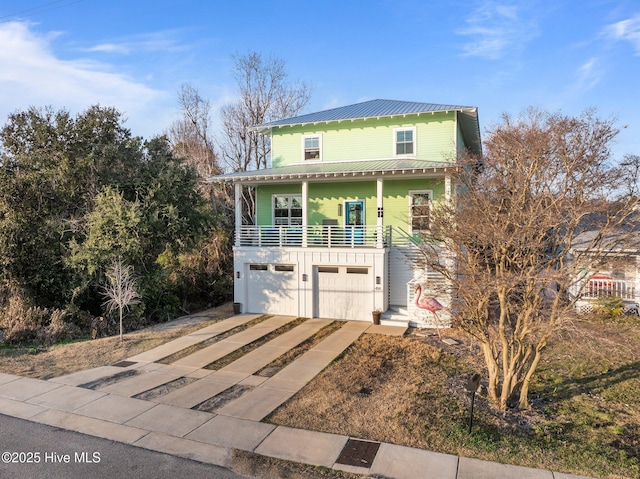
[208,159,457,185]
[255,99,477,130]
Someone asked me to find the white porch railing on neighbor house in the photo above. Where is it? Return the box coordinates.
[580,278,637,300]
[235,225,392,248]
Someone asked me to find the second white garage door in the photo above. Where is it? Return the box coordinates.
[314,266,372,320]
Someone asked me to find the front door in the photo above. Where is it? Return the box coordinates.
[345,201,364,244]
[345,201,364,226]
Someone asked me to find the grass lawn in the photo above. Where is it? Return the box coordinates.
[0,304,638,479]
[267,317,640,479]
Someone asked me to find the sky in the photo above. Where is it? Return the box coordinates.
[0,0,639,160]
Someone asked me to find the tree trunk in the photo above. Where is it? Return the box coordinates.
[518,344,544,409]
[480,341,500,401]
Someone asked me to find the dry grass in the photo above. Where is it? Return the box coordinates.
[267,319,640,479]
[0,303,233,379]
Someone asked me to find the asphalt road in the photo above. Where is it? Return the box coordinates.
[0,414,249,479]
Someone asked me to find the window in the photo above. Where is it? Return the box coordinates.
[395,128,415,155]
[274,265,295,272]
[273,195,302,226]
[409,191,432,233]
[303,135,321,161]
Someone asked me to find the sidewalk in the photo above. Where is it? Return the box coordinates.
[0,311,593,479]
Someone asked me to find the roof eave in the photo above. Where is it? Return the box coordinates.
[249,106,479,134]
[208,165,459,185]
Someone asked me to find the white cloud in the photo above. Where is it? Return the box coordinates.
[576,57,602,91]
[0,22,165,136]
[83,31,189,56]
[604,14,640,54]
[457,1,538,60]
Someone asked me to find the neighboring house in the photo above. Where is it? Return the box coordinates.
[570,230,640,315]
[209,99,482,326]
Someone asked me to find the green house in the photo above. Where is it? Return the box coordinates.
[210,99,481,325]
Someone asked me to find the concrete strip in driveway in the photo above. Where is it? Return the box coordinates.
[0,377,63,401]
[48,365,126,386]
[172,315,299,368]
[214,318,369,421]
[127,314,262,363]
[255,425,349,468]
[186,414,277,451]
[124,403,213,437]
[133,431,231,468]
[457,457,554,479]
[0,372,21,386]
[152,378,232,408]
[370,443,459,479]
[215,387,297,421]
[0,396,48,419]
[72,393,157,424]
[26,385,107,411]
[217,318,331,375]
[311,320,369,353]
[30,408,149,444]
[96,371,182,397]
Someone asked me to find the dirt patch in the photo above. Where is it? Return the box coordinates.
[78,369,141,390]
[133,376,198,400]
[192,384,253,413]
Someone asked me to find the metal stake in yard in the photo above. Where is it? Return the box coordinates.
[466,373,481,434]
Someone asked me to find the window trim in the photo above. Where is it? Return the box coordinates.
[302,134,322,161]
[393,127,416,157]
[408,189,433,234]
[272,194,303,226]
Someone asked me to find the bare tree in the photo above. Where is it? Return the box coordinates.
[100,258,141,342]
[219,51,312,172]
[168,84,221,179]
[420,108,640,410]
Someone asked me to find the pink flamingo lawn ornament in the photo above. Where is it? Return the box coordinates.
[414,283,446,339]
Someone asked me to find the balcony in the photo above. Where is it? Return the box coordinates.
[235,225,392,248]
[581,277,636,300]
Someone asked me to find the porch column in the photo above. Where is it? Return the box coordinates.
[302,180,308,247]
[377,177,384,248]
[234,182,242,247]
[445,174,452,206]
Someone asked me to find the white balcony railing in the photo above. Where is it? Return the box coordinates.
[236,225,392,248]
[581,278,636,300]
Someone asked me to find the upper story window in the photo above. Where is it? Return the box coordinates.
[395,127,415,156]
[303,135,321,161]
[274,195,302,226]
[409,190,432,234]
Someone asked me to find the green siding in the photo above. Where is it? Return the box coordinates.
[256,184,302,225]
[270,112,456,166]
[307,182,376,226]
[383,178,445,232]
[255,179,446,233]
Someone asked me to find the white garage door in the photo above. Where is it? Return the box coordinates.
[315,266,372,320]
[246,264,298,315]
